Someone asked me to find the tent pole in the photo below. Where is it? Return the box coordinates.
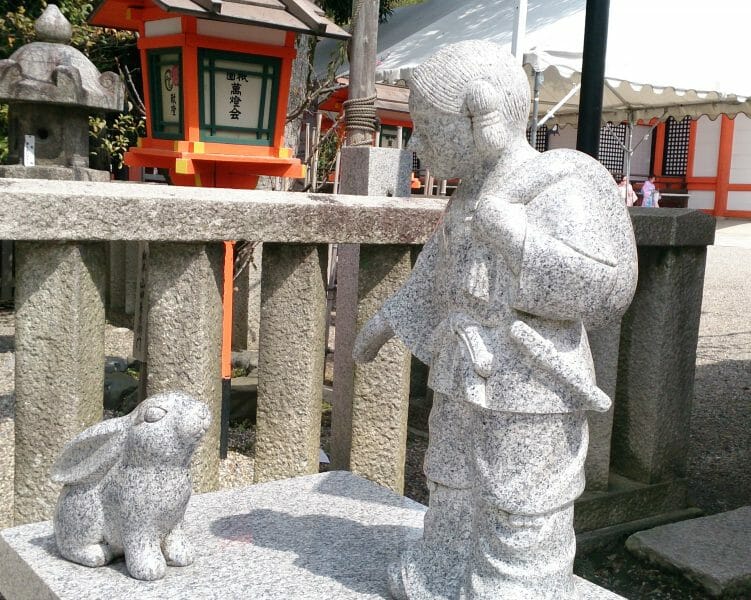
[530,70,543,148]
[538,83,581,127]
[511,0,528,64]
[624,113,634,184]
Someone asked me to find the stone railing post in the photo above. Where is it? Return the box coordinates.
[14,242,105,524]
[336,244,413,492]
[612,209,715,484]
[144,242,223,493]
[585,323,622,492]
[331,146,414,493]
[254,243,327,482]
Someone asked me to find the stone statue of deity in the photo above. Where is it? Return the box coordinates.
[354,41,638,599]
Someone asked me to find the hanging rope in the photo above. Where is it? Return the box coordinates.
[343,93,377,146]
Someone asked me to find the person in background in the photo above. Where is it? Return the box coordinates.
[618,174,638,207]
[641,174,659,207]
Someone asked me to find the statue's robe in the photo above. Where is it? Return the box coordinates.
[380,148,637,515]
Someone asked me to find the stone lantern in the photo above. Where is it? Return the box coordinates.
[0,4,125,181]
[0,6,126,525]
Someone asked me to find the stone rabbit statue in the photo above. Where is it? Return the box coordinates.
[50,391,210,580]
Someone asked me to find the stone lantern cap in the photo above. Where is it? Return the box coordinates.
[0,5,125,111]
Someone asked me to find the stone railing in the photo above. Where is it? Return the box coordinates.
[0,177,442,527]
[0,178,715,537]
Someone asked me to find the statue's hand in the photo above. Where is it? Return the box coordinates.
[353,312,395,363]
[473,195,526,275]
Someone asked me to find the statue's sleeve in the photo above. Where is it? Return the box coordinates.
[380,232,443,365]
[511,177,630,324]
[513,224,618,323]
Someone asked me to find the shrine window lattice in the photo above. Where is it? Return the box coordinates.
[526,125,549,152]
[598,123,627,174]
[662,116,691,176]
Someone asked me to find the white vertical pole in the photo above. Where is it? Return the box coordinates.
[312,112,323,191]
[396,126,403,149]
[333,150,342,194]
[304,122,311,187]
[511,0,528,64]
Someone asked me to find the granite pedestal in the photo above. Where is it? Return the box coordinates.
[0,472,623,599]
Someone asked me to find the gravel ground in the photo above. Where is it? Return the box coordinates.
[0,226,748,598]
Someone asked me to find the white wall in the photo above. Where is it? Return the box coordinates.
[687,190,715,210]
[729,113,751,184]
[547,125,577,150]
[727,191,751,211]
[692,116,720,178]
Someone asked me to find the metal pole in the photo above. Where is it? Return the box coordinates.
[624,114,634,184]
[530,70,543,148]
[576,0,611,158]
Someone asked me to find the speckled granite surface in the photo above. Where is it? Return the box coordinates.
[0,471,623,599]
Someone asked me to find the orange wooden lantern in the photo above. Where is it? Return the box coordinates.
[90,0,348,188]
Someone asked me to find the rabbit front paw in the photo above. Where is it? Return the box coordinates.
[124,539,167,581]
[163,528,194,567]
[59,542,115,567]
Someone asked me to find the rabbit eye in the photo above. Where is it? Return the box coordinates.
[143,406,167,423]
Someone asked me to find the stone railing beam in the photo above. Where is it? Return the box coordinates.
[0,179,443,244]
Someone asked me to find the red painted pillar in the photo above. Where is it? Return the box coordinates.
[715,115,735,216]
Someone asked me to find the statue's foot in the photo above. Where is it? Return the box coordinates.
[387,559,408,600]
[388,545,467,599]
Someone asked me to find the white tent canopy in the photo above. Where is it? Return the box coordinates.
[322,0,751,126]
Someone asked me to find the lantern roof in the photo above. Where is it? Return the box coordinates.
[90,0,350,40]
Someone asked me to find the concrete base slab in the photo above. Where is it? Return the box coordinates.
[575,473,689,532]
[0,472,623,599]
[626,506,751,597]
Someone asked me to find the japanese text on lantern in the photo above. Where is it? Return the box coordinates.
[164,65,179,119]
[226,72,247,121]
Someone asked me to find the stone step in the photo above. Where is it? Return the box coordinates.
[0,472,623,599]
[626,506,751,597]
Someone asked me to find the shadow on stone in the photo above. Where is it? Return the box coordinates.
[210,509,419,596]
[689,358,751,514]
[313,470,423,508]
[0,336,13,352]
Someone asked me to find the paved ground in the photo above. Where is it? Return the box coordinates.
[688,219,751,513]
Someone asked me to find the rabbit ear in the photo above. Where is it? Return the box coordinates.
[50,414,133,485]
